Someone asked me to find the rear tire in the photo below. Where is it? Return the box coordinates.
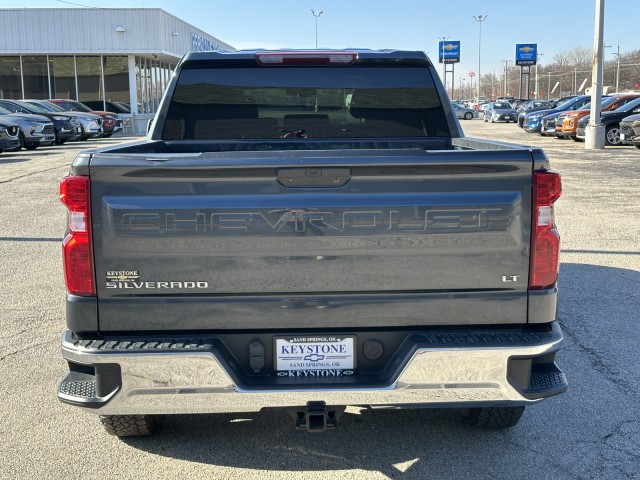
[25,144,38,150]
[99,414,161,437]
[459,406,524,429]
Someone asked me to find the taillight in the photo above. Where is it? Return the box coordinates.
[529,171,561,290]
[255,51,357,66]
[60,176,95,296]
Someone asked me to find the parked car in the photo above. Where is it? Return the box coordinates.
[483,102,518,123]
[620,113,640,149]
[24,100,104,140]
[511,99,528,110]
[82,100,131,115]
[0,120,21,154]
[540,112,565,136]
[555,94,640,140]
[0,99,80,144]
[575,97,640,145]
[516,100,557,127]
[522,96,592,133]
[451,101,478,120]
[48,99,122,137]
[0,105,55,150]
[495,96,515,104]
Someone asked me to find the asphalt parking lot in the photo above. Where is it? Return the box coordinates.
[1,126,638,480]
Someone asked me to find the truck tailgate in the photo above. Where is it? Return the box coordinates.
[89,148,533,331]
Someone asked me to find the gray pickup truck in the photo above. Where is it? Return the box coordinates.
[58,49,566,436]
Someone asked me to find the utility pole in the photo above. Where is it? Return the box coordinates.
[613,42,621,92]
[535,53,543,99]
[501,60,511,96]
[586,0,605,149]
[473,15,488,102]
[310,9,323,49]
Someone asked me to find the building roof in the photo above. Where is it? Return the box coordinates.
[0,8,235,60]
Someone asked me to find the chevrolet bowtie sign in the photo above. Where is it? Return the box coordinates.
[438,41,461,64]
[516,44,538,66]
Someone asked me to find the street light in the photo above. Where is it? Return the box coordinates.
[472,14,488,102]
[310,9,323,49]
[439,36,449,92]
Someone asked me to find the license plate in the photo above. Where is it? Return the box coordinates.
[274,336,355,376]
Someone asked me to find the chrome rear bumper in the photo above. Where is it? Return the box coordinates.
[59,325,566,415]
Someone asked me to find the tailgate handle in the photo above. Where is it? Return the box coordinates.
[277,168,351,188]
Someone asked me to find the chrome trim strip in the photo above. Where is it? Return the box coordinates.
[60,330,563,415]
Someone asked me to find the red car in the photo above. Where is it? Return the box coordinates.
[48,99,122,137]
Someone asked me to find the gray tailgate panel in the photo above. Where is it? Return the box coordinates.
[89,148,533,330]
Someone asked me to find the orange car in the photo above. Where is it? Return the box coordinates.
[555,94,640,140]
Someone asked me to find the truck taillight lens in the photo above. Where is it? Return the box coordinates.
[60,176,95,296]
[530,171,561,290]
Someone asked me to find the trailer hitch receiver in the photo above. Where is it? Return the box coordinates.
[287,401,346,432]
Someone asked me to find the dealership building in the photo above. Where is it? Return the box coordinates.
[0,8,234,132]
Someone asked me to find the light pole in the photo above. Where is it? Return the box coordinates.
[439,36,449,89]
[310,9,323,49]
[473,14,488,102]
[586,0,605,150]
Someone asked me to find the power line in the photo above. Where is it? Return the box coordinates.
[55,0,96,7]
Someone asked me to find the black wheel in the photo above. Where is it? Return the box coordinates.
[99,414,161,437]
[459,406,525,429]
[635,145,640,150]
[464,112,473,120]
[102,132,113,138]
[54,130,66,145]
[605,125,621,146]
[25,143,39,150]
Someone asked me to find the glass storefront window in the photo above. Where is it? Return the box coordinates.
[49,56,76,100]
[76,56,103,103]
[22,56,49,99]
[104,56,130,104]
[0,57,22,99]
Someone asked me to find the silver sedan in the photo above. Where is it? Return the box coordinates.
[483,102,518,123]
[451,102,478,120]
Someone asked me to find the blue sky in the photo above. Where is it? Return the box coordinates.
[14,0,640,83]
